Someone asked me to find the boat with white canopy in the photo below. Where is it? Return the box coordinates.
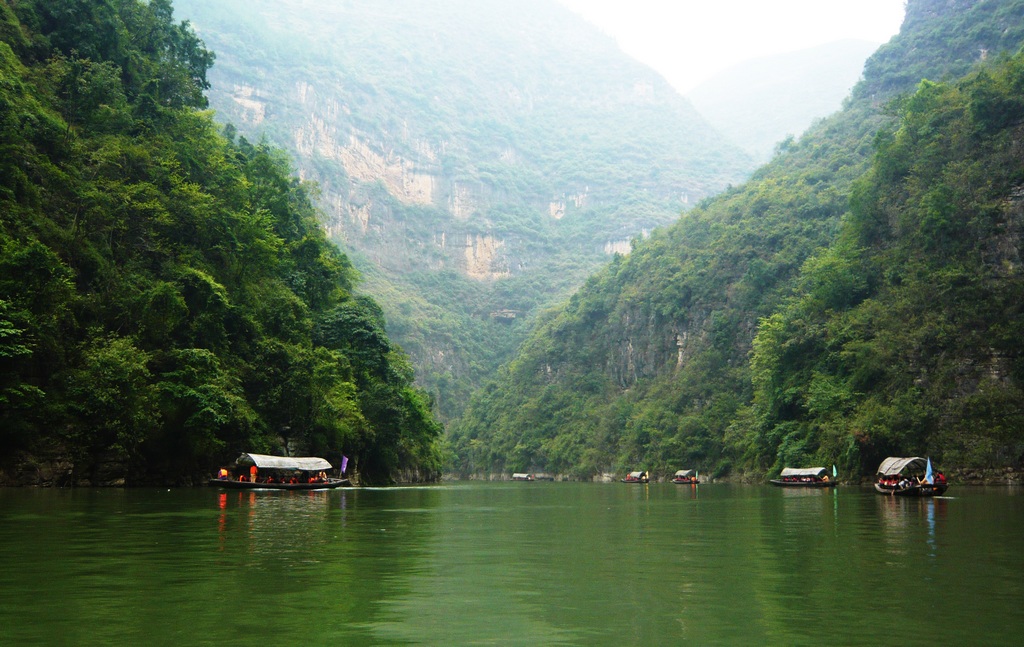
[672,469,699,484]
[874,456,947,496]
[209,453,350,489]
[621,470,649,483]
[770,466,835,488]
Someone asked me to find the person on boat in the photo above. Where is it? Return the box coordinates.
[250,465,258,484]
[218,468,229,480]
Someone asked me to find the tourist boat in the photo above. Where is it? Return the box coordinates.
[769,466,836,487]
[672,469,699,484]
[512,472,535,481]
[874,456,948,497]
[209,453,351,490]
[534,473,555,481]
[622,470,649,483]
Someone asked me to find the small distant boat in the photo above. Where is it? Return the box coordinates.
[672,469,699,484]
[622,470,649,483]
[209,453,350,490]
[512,473,535,481]
[534,473,555,481]
[770,467,836,488]
[874,456,948,497]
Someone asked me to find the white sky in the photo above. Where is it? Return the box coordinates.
[557,0,907,92]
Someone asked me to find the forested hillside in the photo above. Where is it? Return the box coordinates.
[451,0,1024,480]
[170,0,755,422]
[0,0,442,485]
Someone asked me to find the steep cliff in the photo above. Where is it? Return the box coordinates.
[171,0,754,419]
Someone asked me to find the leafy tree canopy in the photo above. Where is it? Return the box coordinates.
[0,0,443,485]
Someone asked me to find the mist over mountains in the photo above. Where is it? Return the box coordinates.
[172,0,755,420]
[688,39,881,163]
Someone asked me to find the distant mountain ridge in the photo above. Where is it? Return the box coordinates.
[688,39,881,163]
[172,0,754,420]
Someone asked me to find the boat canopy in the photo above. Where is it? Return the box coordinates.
[234,453,332,471]
[779,467,828,478]
[512,473,533,479]
[627,471,647,478]
[674,469,696,478]
[876,457,927,476]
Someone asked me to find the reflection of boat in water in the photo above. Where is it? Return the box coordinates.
[209,453,351,490]
[874,457,947,497]
[622,470,649,483]
[770,467,835,487]
[671,469,699,484]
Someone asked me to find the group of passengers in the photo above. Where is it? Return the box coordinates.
[779,475,829,483]
[215,467,331,483]
[878,472,946,489]
[241,473,301,484]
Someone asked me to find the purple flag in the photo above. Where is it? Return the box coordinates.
[341,455,349,474]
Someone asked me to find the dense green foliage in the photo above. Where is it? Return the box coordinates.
[451,0,1024,479]
[747,57,1024,474]
[0,0,443,484]
[171,0,755,422]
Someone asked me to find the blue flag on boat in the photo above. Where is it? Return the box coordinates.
[341,455,349,474]
[925,457,933,484]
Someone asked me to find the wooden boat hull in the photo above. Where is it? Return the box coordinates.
[209,478,350,490]
[672,478,699,484]
[874,482,947,497]
[621,478,649,483]
[770,479,836,488]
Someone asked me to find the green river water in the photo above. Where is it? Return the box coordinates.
[0,482,1020,645]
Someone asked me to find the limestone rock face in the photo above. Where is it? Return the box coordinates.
[464,234,509,281]
[229,84,266,125]
[173,0,754,420]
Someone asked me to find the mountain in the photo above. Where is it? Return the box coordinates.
[450,0,1024,480]
[687,40,881,163]
[170,0,755,421]
[0,0,442,485]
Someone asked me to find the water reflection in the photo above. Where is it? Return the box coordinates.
[0,485,1022,644]
[876,493,950,564]
[926,498,936,556]
[212,489,339,560]
[671,483,699,500]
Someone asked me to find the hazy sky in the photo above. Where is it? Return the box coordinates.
[557,0,907,92]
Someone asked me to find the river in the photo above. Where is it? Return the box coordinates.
[0,482,1020,645]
